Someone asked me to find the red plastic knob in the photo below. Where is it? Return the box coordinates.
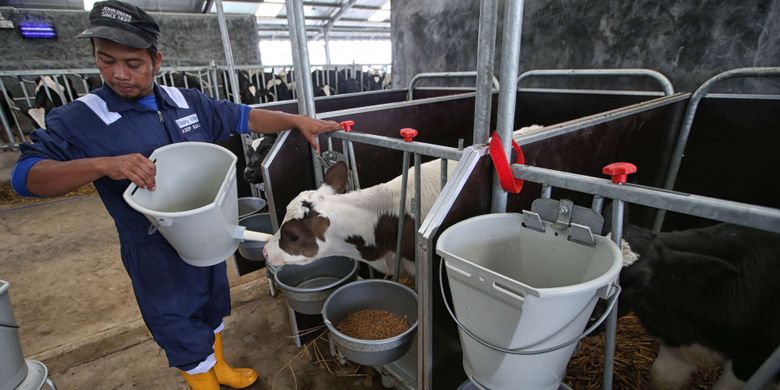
[602,162,637,184]
[340,120,355,132]
[400,128,418,142]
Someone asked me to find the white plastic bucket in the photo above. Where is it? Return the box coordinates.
[123,142,264,267]
[0,280,27,390]
[436,213,622,390]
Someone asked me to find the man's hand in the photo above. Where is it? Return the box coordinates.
[292,116,342,153]
[101,153,157,191]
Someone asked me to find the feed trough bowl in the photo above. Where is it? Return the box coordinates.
[237,213,272,262]
[322,279,418,366]
[238,197,266,219]
[274,256,358,315]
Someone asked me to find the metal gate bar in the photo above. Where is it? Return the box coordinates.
[518,68,674,96]
[407,72,500,101]
[654,66,780,231]
[510,162,780,389]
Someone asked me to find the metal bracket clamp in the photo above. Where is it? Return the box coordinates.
[531,198,605,235]
[552,198,574,229]
[568,222,596,247]
[522,210,546,233]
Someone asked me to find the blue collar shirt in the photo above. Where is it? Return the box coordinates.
[15,83,252,243]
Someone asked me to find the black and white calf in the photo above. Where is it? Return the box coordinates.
[243,135,277,184]
[263,159,454,277]
[619,223,780,389]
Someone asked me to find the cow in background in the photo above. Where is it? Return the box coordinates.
[27,76,79,129]
[311,69,337,97]
[618,223,780,389]
[243,134,277,184]
[1,88,19,144]
[85,75,103,92]
[171,72,202,91]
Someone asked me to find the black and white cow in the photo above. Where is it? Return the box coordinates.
[618,223,780,389]
[27,76,79,128]
[243,135,277,184]
[263,159,455,277]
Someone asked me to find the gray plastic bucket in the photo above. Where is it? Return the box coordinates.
[436,213,622,390]
[123,142,254,267]
[237,213,272,262]
[274,256,358,315]
[0,281,27,390]
[238,197,266,219]
[322,279,418,366]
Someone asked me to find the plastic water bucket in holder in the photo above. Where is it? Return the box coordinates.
[123,142,273,267]
[436,213,622,390]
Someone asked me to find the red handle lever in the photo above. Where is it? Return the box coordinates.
[340,120,355,132]
[602,162,637,184]
[400,128,418,142]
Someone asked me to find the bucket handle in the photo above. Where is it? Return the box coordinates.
[438,258,621,355]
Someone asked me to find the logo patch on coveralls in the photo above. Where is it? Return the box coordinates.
[175,114,200,133]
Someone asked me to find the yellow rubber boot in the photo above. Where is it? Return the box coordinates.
[213,332,258,389]
[180,369,219,390]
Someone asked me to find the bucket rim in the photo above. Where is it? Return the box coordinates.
[238,197,268,219]
[274,256,359,293]
[0,280,7,295]
[436,212,623,298]
[322,279,419,345]
[122,142,238,218]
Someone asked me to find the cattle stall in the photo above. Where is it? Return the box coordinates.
[416,68,780,389]
[225,79,494,277]
[0,63,392,149]
[271,0,780,386]
[260,85,685,387]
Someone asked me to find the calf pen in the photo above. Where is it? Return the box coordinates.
[417,67,780,389]
[259,71,685,388]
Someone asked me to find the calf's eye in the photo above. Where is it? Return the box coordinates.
[283,232,299,242]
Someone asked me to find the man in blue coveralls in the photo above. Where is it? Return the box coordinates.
[10,1,341,389]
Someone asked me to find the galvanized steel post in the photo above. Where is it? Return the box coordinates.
[214,0,241,104]
[472,0,499,145]
[286,0,324,186]
[490,0,525,213]
[654,67,780,232]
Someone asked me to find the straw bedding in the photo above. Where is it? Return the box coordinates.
[0,180,97,207]
[564,313,721,389]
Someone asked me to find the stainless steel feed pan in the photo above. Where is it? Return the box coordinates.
[238,197,266,219]
[322,279,418,366]
[237,213,272,262]
[274,256,358,315]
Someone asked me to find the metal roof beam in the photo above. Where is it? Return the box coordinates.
[315,0,360,40]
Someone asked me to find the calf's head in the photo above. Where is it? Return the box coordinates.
[619,239,739,315]
[263,161,349,266]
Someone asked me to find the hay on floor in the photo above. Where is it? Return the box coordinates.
[0,180,97,207]
[564,313,722,389]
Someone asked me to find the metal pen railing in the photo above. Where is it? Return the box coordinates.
[510,162,780,390]
[653,67,780,232]
[517,68,674,96]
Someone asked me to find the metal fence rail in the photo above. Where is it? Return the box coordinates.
[0,63,391,149]
[653,67,780,232]
[517,68,674,96]
[510,162,780,389]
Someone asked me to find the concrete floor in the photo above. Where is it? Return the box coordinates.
[0,151,386,390]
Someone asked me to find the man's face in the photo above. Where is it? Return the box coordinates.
[93,37,161,100]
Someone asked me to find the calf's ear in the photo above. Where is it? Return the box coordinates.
[661,246,739,284]
[323,161,348,194]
